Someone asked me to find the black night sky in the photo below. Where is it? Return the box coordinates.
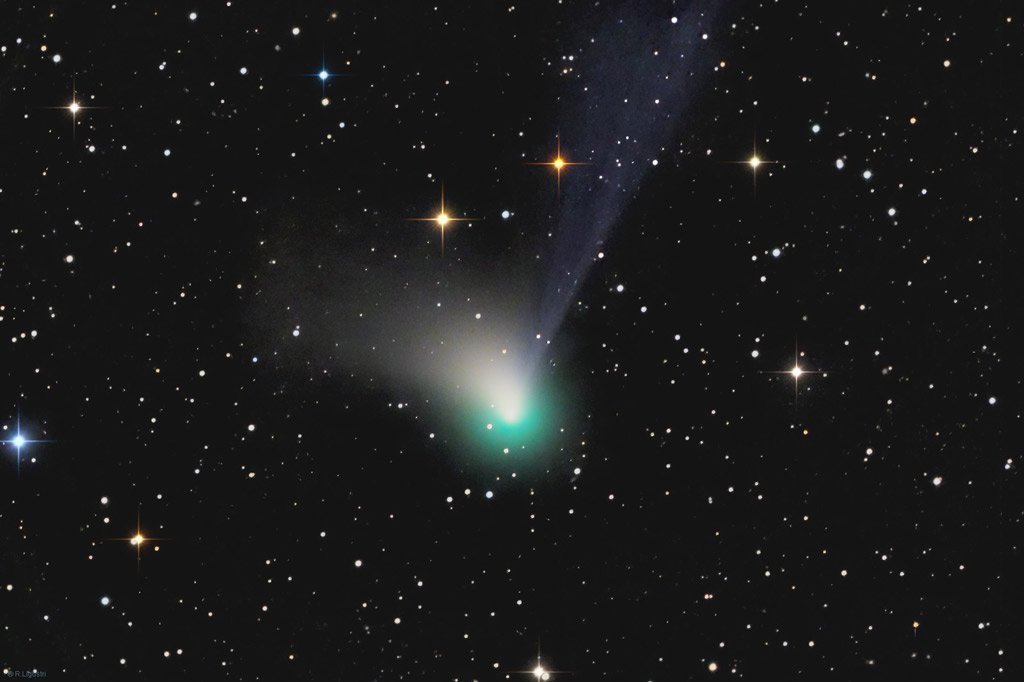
[1,1,1019,679]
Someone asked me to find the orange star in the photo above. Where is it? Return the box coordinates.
[524,131,589,198]
[405,182,478,257]
[104,504,170,576]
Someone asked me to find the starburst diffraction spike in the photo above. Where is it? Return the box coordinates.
[2,404,54,479]
[523,130,590,199]
[758,337,825,407]
[405,182,478,258]
[104,503,171,578]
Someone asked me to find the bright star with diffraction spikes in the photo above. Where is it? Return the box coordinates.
[758,338,826,407]
[42,77,104,143]
[722,137,778,193]
[405,182,479,257]
[104,504,171,577]
[505,641,572,680]
[2,405,54,479]
[523,130,590,198]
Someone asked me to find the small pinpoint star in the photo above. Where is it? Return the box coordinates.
[524,130,589,198]
[405,182,479,257]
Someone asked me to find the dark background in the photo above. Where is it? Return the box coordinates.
[1,1,1018,679]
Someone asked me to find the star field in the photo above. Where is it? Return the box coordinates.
[0,2,1018,679]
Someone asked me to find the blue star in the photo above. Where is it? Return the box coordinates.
[304,44,350,97]
[2,406,53,479]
